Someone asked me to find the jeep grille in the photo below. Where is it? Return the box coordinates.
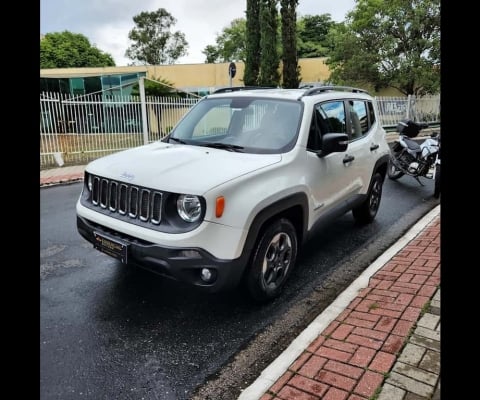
[90,176,162,225]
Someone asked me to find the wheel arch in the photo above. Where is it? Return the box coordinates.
[373,154,389,181]
[241,192,308,267]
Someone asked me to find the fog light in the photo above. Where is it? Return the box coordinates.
[200,268,216,283]
[178,249,201,259]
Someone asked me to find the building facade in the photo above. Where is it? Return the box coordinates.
[40,58,332,96]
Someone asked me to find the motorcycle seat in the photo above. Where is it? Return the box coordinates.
[403,137,421,152]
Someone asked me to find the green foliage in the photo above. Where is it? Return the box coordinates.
[326,0,440,95]
[258,0,280,87]
[203,45,220,64]
[244,0,261,85]
[40,31,115,69]
[280,0,300,88]
[130,76,178,97]
[202,19,247,63]
[125,8,188,65]
[297,14,336,58]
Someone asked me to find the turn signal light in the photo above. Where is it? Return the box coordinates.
[215,196,225,218]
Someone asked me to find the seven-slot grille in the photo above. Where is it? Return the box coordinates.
[91,176,162,224]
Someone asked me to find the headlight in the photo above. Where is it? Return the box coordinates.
[177,194,202,222]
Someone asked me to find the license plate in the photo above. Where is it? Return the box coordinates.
[93,231,128,264]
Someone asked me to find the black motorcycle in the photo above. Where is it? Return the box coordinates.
[387,119,440,197]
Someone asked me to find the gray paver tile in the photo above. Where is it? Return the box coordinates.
[414,326,440,341]
[393,362,438,386]
[417,313,440,330]
[410,334,440,352]
[377,383,406,400]
[398,343,426,366]
[388,371,434,397]
[419,349,440,375]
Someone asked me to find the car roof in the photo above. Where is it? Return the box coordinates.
[206,86,373,102]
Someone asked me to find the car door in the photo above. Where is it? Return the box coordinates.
[343,99,379,197]
[304,100,357,221]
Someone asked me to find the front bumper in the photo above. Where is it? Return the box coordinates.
[77,216,247,292]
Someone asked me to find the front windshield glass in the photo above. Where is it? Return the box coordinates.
[168,97,303,154]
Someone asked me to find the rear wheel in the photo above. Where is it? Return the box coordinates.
[387,157,404,180]
[245,218,297,302]
[353,172,384,224]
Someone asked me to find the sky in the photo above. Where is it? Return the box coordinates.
[40,0,356,67]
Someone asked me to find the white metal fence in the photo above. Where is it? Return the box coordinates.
[374,94,440,128]
[40,92,198,168]
[40,92,440,169]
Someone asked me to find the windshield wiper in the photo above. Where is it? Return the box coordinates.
[168,137,187,144]
[198,142,245,152]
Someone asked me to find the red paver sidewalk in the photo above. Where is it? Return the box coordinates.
[260,216,440,400]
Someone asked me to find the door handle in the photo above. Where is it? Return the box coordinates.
[370,144,379,151]
[343,154,355,164]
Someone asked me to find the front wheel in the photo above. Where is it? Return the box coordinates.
[245,218,298,302]
[352,172,384,224]
[387,157,404,180]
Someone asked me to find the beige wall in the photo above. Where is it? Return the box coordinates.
[145,58,331,90]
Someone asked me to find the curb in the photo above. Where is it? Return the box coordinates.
[40,176,84,187]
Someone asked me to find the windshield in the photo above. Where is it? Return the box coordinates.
[168,97,303,154]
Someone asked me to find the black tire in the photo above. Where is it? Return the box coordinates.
[352,172,384,224]
[245,218,298,302]
[387,157,404,180]
[433,164,440,198]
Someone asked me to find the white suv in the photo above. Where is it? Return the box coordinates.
[76,86,390,301]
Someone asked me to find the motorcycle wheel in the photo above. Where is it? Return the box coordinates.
[387,158,404,180]
[434,164,440,198]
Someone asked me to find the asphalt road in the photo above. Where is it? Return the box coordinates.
[40,176,439,400]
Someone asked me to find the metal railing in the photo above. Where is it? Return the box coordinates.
[40,92,440,169]
[40,91,198,168]
[375,94,440,129]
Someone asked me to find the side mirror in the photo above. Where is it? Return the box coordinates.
[317,133,349,157]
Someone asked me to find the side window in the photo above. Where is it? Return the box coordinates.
[367,101,376,127]
[307,101,346,151]
[320,101,347,134]
[348,100,369,140]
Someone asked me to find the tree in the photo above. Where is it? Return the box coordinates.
[258,0,280,87]
[130,76,178,97]
[244,0,261,85]
[40,31,115,68]
[125,8,188,65]
[202,19,246,63]
[280,0,300,88]
[326,0,440,95]
[297,14,335,58]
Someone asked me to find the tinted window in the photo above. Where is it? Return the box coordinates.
[307,101,346,152]
[367,101,376,126]
[317,101,347,134]
[348,100,369,140]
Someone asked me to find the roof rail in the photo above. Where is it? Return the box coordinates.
[212,86,276,94]
[299,85,368,99]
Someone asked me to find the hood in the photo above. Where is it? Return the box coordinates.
[86,142,282,194]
